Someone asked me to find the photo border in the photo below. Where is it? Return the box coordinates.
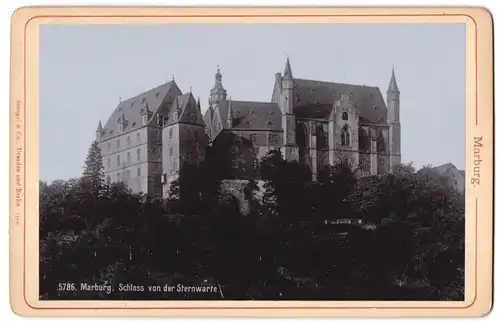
[9,6,493,317]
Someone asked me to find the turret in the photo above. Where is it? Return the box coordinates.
[96,120,104,141]
[386,66,402,169]
[280,57,298,161]
[281,57,294,115]
[387,67,400,123]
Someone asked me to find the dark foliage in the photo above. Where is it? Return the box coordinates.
[40,145,464,300]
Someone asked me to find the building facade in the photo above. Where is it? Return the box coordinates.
[96,58,402,198]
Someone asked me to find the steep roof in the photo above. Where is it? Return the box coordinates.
[202,106,214,127]
[387,68,399,92]
[293,79,387,123]
[100,81,179,140]
[214,100,282,130]
[178,93,205,126]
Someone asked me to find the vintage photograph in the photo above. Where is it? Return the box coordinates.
[39,23,466,301]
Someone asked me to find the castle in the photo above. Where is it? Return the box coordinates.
[96,58,401,198]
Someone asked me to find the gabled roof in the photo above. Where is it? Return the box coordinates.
[214,100,282,130]
[431,163,461,176]
[100,81,179,140]
[293,79,387,123]
[178,93,205,126]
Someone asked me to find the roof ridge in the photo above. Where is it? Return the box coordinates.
[116,81,173,106]
[221,99,279,105]
[295,78,379,89]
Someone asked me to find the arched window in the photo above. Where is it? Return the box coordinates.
[358,127,369,151]
[342,112,348,121]
[296,123,307,147]
[341,125,350,146]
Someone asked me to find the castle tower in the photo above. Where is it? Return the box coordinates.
[209,65,227,106]
[280,57,299,161]
[387,67,402,169]
[162,93,207,198]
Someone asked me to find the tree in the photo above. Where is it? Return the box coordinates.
[81,140,106,196]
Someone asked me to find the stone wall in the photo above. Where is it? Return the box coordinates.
[221,179,266,215]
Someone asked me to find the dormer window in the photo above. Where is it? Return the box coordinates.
[130,101,135,107]
[342,112,348,121]
[142,98,146,104]
[250,110,256,115]
[156,92,160,97]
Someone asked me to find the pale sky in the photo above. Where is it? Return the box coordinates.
[40,23,465,182]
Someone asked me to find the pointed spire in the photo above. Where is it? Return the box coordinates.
[197,96,201,109]
[172,74,175,81]
[284,56,293,78]
[387,66,399,92]
[96,120,103,132]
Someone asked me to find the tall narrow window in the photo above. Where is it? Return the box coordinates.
[127,152,131,165]
[107,158,110,169]
[117,172,121,182]
[127,136,131,146]
[342,112,348,121]
[169,147,173,157]
[341,126,350,146]
[117,155,121,166]
[137,167,141,177]
[107,142,111,150]
[316,124,327,149]
[117,139,120,149]
[137,132,140,142]
[137,148,141,161]
[169,128,173,139]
